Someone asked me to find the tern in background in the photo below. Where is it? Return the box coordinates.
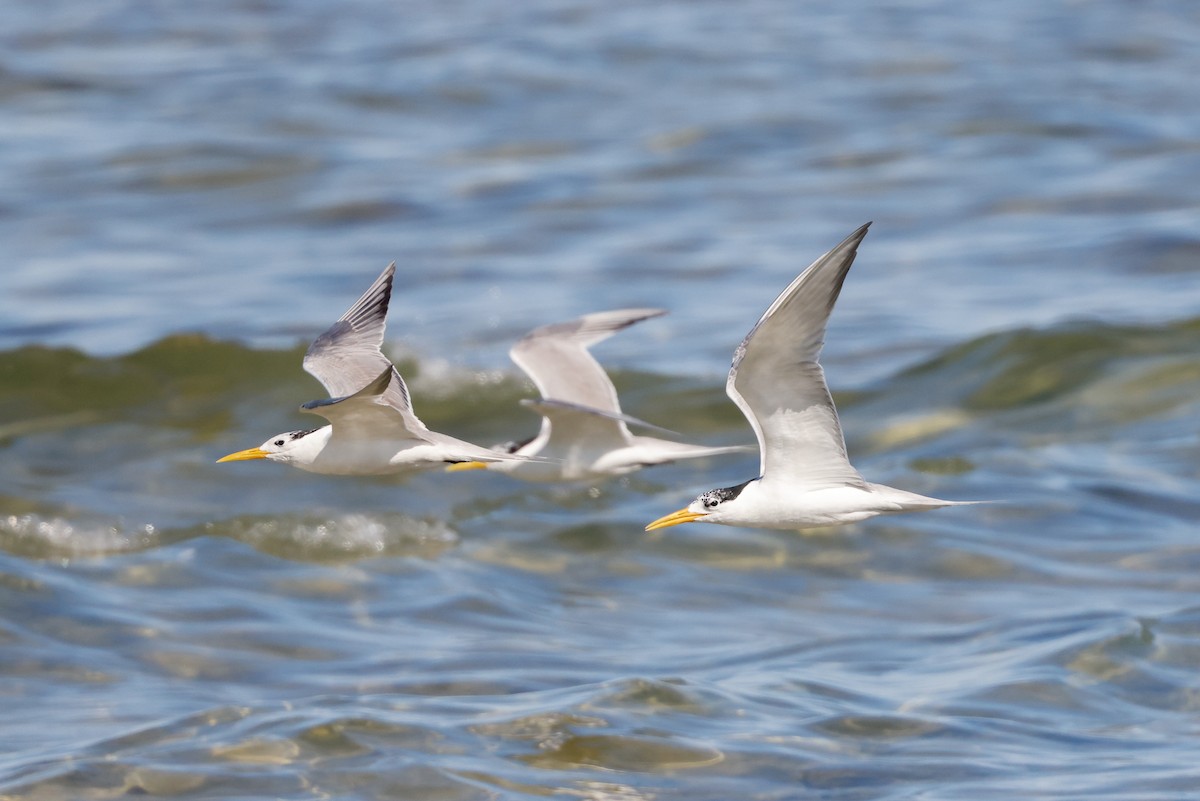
[218,263,522,475]
[646,223,973,531]
[448,308,750,482]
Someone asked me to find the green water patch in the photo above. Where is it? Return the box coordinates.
[858,316,1200,454]
[2,316,1198,526]
[0,317,1194,446]
[902,317,1200,414]
[0,335,307,439]
[0,333,746,457]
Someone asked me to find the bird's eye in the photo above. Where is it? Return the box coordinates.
[704,498,718,509]
[274,439,285,447]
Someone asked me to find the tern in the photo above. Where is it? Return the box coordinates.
[646,223,972,532]
[218,263,521,475]
[448,308,750,482]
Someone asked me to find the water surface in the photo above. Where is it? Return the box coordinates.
[3,2,1200,799]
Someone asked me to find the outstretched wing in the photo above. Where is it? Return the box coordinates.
[727,224,871,490]
[301,262,419,425]
[509,308,666,415]
[300,367,428,440]
[303,369,525,464]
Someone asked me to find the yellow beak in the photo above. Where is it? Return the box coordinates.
[445,461,490,473]
[216,447,269,463]
[645,508,707,531]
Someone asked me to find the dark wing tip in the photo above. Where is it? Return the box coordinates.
[300,396,335,412]
[848,221,871,245]
[339,262,396,331]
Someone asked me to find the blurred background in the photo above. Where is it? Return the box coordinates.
[2,1,1199,799]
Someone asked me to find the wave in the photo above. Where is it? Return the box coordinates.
[0,509,458,562]
[1,316,1197,434]
[1,317,1197,560]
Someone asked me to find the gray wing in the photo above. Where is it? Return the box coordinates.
[520,399,637,458]
[301,262,418,424]
[727,223,872,489]
[509,308,666,414]
[301,367,417,438]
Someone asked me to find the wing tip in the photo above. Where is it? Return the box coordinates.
[339,262,396,329]
[516,307,668,351]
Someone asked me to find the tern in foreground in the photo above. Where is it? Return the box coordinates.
[447,308,750,482]
[218,263,520,475]
[646,223,973,532]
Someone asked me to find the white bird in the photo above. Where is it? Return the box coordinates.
[646,223,973,532]
[218,263,522,475]
[448,308,750,482]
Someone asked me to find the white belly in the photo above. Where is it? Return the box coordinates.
[729,481,950,530]
[302,438,445,475]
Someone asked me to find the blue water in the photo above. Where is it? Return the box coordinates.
[3,1,1200,799]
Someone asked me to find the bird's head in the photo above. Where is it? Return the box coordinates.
[645,479,755,531]
[217,428,323,465]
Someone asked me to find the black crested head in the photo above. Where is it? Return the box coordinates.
[698,478,755,510]
[273,428,319,448]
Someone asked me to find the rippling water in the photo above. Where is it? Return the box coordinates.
[4,2,1200,799]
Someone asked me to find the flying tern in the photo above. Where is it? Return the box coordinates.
[218,263,521,475]
[448,308,750,482]
[646,223,972,531]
